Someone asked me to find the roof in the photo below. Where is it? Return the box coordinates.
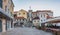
[32,10,53,14]
[33,17,40,20]
[36,10,53,13]
[47,16,53,19]
[14,11,18,13]
[15,17,26,19]
[41,16,60,23]
[19,9,27,12]
[14,9,27,14]
[32,12,38,13]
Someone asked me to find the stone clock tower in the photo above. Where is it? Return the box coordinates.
[27,6,33,27]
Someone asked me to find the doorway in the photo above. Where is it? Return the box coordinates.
[20,22,24,27]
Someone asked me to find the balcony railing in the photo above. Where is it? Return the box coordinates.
[0,7,13,19]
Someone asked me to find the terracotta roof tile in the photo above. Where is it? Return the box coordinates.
[32,12,38,14]
[47,16,53,19]
[33,17,40,20]
[36,10,53,13]
[14,12,18,13]
[15,17,25,19]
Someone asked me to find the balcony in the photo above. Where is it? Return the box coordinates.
[0,7,13,20]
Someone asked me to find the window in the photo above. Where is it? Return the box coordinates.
[38,20,39,22]
[34,20,36,22]
[5,6,7,12]
[23,13,25,14]
[44,19,45,21]
[23,19,24,21]
[20,19,22,21]
[11,12,12,16]
[44,15,45,17]
[41,14,42,17]
[8,9,9,11]
[41,20,42,22]
[17,19,18,21]
[20,19,21,21]
[19,13,21,15]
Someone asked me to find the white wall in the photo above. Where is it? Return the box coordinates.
[33,19,40,26]
[39,12,53,26]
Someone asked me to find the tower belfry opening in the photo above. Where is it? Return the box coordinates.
[29,6,32,10]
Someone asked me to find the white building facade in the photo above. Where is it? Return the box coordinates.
[32,10,53,27]
[33,17,40,27]
[37,10,53,26]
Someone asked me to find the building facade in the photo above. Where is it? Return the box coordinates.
[36,10,53,26]
[17,9,27,19]
[32,12,39,19]
[14,8,53,28]
[33,17,40,28]
[0,0,14,32]
[32,10,53,27]
[14,9,27,27]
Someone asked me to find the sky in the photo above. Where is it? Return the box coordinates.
[12,0,60,17]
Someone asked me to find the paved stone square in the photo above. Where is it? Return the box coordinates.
[0,27,53,35]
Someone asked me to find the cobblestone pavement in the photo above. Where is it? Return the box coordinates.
[0,27,53,35]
